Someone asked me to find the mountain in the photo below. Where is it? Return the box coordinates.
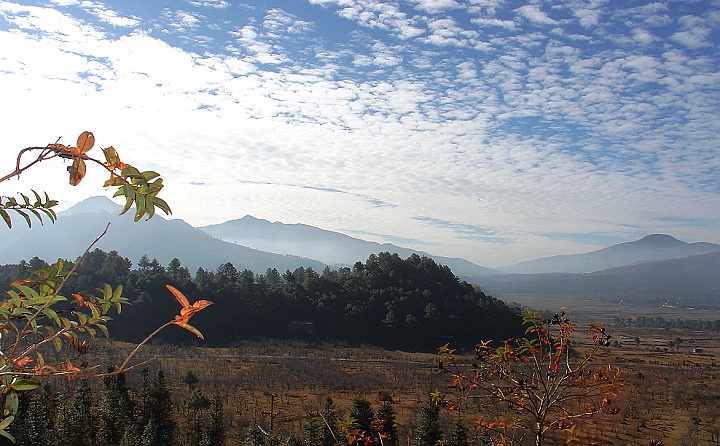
[199,215,499,277]
[501,234,720,274]
[0,197,326,273]
[479,251,720,308]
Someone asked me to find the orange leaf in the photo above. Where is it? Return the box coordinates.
[166,284,190,309]
[73,293,85,306]
[103,146,126,169]
[76,131,95,154]
[172,321,205,339]
[167,285,213,325]
[192,299,213,311]
[15,356,33,367]
[68,158,86,186]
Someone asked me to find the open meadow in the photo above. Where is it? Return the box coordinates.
[89,295,720,445]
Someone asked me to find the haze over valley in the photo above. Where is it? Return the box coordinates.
[2,197,718,310]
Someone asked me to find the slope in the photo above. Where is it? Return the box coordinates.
[199,215,499,277]
[0,197,326,273]
[502,234,720,274]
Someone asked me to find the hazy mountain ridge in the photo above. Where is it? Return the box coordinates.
[0,197,326,273]
[199,215,500,277]
[2,197,719,308]
[477,251,720,308]
[502,234,720,274]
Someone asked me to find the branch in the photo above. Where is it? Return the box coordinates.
[9,223,111,361]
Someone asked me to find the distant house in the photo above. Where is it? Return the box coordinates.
[691,347,703,354]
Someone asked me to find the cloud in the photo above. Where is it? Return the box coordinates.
[186,0,229,8]
[1,0,718,267]
[671,15,712,49]
[264,8,314,36]
[514,5,557,26]
[409,0,463,14]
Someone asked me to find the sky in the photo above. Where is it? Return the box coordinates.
[0,0,718,268]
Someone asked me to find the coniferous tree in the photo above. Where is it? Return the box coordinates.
[348,396,374,445]
[140,369,176,446]
[12,384,56,446]
[377,402,399,446]
[448,416,469,446]
[200,395,225,446]
[302,412,324,446]
[412,397,443,446]
[140,417,159,446]
[320,397,339,446]
[97,368,135,446]
[244,424,267,446]
[56,380,95,446]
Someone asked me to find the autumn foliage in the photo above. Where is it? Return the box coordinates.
[0,132,211,442]
[438,308,623,446]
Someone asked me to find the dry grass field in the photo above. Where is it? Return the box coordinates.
[90,296,719,445]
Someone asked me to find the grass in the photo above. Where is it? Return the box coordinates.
[62,295,720,444]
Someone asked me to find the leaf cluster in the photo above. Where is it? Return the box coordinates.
[1,131,171,227]
[0,192,57,229]
[437,309,623,446]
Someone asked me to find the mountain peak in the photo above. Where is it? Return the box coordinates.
[634,234,685,246]
[61,196,120,216]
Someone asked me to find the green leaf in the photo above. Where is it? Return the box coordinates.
[153,197,172,215]
[118,186,135,215]
[141,170,161,181]
[42,308,61,327]
[121,165,141,178]
[0,209,11,228]
[112,284,123,301]
[0,415,15,430]
[134,194,146,222]
[16,210,31,228]
[4,391,18,414]
[0,427,15,443]
[10,379,40,392]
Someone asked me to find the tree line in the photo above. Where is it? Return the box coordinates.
[5,365,481,446]
[614,315,720,332]
[0,250,523,351]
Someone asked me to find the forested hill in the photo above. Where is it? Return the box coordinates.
[0,250,523,351]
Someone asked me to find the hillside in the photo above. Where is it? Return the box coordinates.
[0,197,326,273]
[502,234,720,274]
[478,251,720,308]
[199,215,499,276]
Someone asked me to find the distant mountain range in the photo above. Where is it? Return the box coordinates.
[1,197,719,307]
[501,234,720,274]
[478,250,720,307]
[0,197,326,273]
[199,216,498,277]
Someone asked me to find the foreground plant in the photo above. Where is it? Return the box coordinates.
[1,130,169,225]
[0,132,211,442]
[438,308,623,446]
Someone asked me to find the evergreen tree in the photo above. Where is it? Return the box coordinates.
[200,395,225,446]
[448,416,469,446]
[12,384,56,446]
[412,397,443,446]
[97,368,135,446]
[140,369,176,446]
[302,412,324,446]
[348,396,374,444]
[320,397,339,446]
[244,424,267,446]
[377,402,399,446]
[56,380,94,446]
